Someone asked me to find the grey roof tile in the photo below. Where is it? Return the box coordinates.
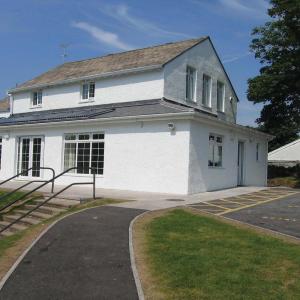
[13,38,207,91]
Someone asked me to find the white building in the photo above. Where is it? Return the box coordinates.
[0,37,272,195]
[268,139,300,167]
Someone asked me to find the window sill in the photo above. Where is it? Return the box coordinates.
[79,98,95,104]
[217,110,225,114]
[63,172,104,178]
[208,166,225,170]
[200,104,212,111]
[30,105,42,109]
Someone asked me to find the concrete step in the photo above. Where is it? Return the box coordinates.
[0,220,28,232]
[14,209,51,220]
[35,198,79,209]
[0,230,14,237]
[3,214,41,226]
[24,204,66,215]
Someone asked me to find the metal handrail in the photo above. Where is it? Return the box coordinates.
[0,167,55,193]
[0,167,95,214]
[0,179,96,234]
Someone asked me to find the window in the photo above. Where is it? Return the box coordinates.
[256,143,260,161]
[63,133,104,175]
[0,137,2,169]
[82,82,95,100]
[217,81,225,112]
[186,66,197,102]
[208,134,223,167]
[32,91,42,107]
[202,74,212,107]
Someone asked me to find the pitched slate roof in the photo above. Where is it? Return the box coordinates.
[0,96,10,112]
[0,99,199,126]
[12,37,207,91]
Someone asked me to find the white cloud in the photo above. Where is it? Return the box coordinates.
[218,0,269,17]
[99,4,192,38]
[72,21,133,51]
[222,52,251,64]
[190,0,268,19]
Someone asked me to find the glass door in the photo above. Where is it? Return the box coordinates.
[18,136,44,178]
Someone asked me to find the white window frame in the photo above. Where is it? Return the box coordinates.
[63,132,105,175]
[186,66,197,102]
[208,133,223,168]
[31,90,43,108]
[81,82,95,102]
[217,81,225,112]
[202,74,212,108]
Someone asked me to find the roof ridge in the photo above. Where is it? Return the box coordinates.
[62,37,205,66]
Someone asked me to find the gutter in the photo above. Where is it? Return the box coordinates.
[0,110,273,140]
[8,64,163,93]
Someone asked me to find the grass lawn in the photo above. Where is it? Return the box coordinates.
[137,209,300,300]
[0,198,124,280]
[0,189,31,210]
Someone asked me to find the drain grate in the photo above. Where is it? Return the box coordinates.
[165,199,185,202]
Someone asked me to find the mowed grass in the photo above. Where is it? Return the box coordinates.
[144,209,300,299]
[0,189,29,210]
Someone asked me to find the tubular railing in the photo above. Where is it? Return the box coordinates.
[0,167,55,193]
[0,167,55,207]
[0,167,96,215]
[0,178,96,234]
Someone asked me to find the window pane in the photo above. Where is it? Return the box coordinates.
[91,142,104,175]
[65,134,76,140]
[93,133,104,140]
[208,142,214,167]
[32,138,42,177]
[82,84,89,100]
[202,75,211,106]
[89,83,95,98]
[217,81,224,111]
[79,134,90,140]
[21,138,30,175]
[186,67,196,101]
[37,91,43,105]
[64,143,77,172]
[77,142,90,174]
[33,92,38,106]
[215,145,222,167]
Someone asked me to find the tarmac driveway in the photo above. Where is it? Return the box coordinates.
[0,206,145,300]
[225,192,300,239]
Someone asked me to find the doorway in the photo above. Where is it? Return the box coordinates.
[17,136,44,178]
[237,141,244,186]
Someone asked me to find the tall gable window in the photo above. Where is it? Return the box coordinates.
[202,74,212,107]
[82,82,95,101]
[64,133,104,175]
[32,91,42,107]
[217,81,225,112]
[186,66,197,102]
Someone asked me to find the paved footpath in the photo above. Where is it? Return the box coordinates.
[0,206,145,300]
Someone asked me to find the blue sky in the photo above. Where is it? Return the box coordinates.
[0,0,269,125]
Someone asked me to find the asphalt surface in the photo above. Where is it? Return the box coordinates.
[0,206,145,300]
[225,193,300,239]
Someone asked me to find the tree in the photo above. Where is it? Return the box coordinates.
[247,0,300,151]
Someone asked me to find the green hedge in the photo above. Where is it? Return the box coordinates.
[268,164,300,179]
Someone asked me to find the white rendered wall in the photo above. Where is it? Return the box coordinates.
[268,140,300,161]
[12,70,164,114]
[188,120,268,194]
[0,119,190,194]
[164,39,237,123]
